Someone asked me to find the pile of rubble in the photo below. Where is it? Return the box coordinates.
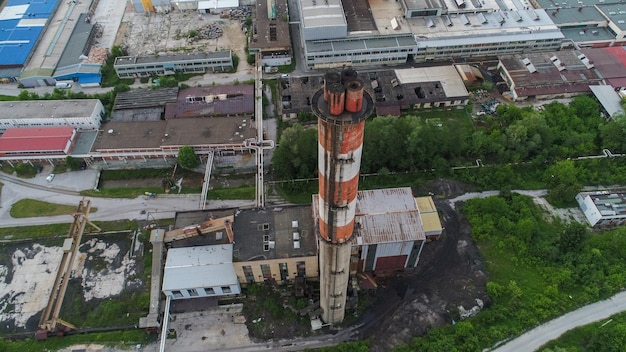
[220,6,252,22]
[193,23,224,41]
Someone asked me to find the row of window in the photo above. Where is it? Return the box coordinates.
[242,262,307,284]
[115,60,232,72]
[171,286,232,298]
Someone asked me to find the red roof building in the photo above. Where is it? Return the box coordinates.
[0,127,76,157]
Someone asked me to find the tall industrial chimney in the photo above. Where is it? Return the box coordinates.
[311,69,374,324]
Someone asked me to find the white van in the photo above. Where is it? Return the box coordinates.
[55,82,72,89]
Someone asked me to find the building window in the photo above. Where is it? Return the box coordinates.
[261,264,272,279]
[243,265,255,284]
[279,262,289,281]
[296,261,306,277]
[204,287,215,295]
[188,288,199,297]
[222,286,232,294]
[172,290,183,298]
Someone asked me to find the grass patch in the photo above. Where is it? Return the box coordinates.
[1,329,157,352]
[206,185,255,200]
[538,311,626,351]
[0,95,18,101]
[0,219,139,241]
[9,199,97,218]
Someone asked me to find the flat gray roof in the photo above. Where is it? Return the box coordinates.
[300,0,347,29]
[0,100,101,120]
[306,34,417,53]
[597,4,626,31]
[70,130,98,156]
[394,66,469,98]
[561,27,615,43]
[589,85,625,118]
[410,9,561,42]
[57,13,94,69]
[162,244,238,291]
[542,6,606,25]
[92,117,256,151]
[232,205,316,262]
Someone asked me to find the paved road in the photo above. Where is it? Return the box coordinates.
[492,291,626,352]
[0,171,254,228]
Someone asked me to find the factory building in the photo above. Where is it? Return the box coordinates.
[113,51,234,78]
[0,0,61,79]
[497,50,603,101]
[0,100,104,132]
[248,0,292,67]
[576,191,626,228]
[0,127,77,159]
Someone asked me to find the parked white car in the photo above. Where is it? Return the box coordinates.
[46,174,55,182]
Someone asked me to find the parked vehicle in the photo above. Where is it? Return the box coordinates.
[55,82,72,89]
[46,174,55,182]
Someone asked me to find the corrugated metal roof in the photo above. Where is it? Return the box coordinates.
[162,244,238,291]
[415,196,436,213]
[0,126,74,152]
[355,188,425,244]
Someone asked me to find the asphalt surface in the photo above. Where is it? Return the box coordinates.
[492,291,626,352]
[0,170,253,228]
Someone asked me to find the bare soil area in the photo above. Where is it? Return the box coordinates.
[120,9,250,75]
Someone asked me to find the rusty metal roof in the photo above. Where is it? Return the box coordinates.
[356,187,425,245]
[355,187,425,245]
[313,187,426,245]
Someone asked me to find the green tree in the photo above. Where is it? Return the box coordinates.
[558,222,589,255]
[65,156,81,170]
[587,323,626,352]
[272,124,317,180]
[177,146,199,169]
[544,160,581,207]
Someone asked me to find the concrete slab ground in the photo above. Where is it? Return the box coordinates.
[91,0,128,49]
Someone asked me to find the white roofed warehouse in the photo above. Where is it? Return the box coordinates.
[576,192,626,228]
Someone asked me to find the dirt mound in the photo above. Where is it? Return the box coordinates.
[364,193,489,351]
[413,178,474,199]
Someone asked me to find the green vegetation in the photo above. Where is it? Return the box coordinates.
[0,220,138,241]
[0,95,18,101]
[242,284,311,340]
[177,145,200,169]
[539,311,626,352]
[388,194,626,351]
[206,185,255,200]
[82,187,204,198]
[9,199,97,218]
[12,163,37,178]
[100,46,134,88]
[0,329,156,352]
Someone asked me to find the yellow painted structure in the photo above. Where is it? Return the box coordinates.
[415,196,443,240]
[233,255,319,286]
[141,0,155,12]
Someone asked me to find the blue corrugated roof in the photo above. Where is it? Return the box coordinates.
[0,0,60,66]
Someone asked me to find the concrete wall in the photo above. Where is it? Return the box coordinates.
[319,239,351,324]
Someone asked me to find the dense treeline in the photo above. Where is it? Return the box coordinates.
[391,194,626,351]
[273,95,625,180]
